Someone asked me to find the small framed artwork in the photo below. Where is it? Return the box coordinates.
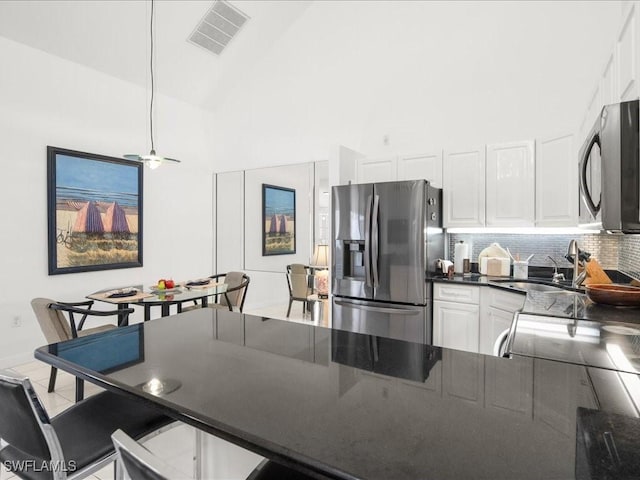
[262,184,296,256]
[47,146,143,275]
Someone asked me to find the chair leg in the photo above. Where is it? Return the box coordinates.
[48,367,57,393]
[286,299,293,317]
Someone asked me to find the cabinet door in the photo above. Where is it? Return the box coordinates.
[486,141,535,227]
[443,147,486,227]
[535,134,577,227]
[433,300,479,353]
[601,49,617,106]
[433,283,480,305]
[479,307,514,356]
[357,157,397,183]
[397,151,443,187]
[617,3,638,101]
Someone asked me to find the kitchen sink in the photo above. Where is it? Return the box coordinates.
[491,279,577,293]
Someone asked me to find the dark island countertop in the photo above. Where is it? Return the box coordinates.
[35,308,640,480]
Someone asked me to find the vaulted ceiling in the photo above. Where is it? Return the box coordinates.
[0,0,311,111]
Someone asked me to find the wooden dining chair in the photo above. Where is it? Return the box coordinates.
[286,264,314,317]
[182,272,251,313]
[0,369,174,480]
[214,272,250,312]
[31,298,130,393]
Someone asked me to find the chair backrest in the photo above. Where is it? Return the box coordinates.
[220,272,250,312]
[112,429,183,480]
[31,297,72,343]
[287,265,312,300]
[289,263,307,275]
[0,370,55,462]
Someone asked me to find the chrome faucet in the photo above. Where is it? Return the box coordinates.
[566,240,587,289]
[547,256,565,283]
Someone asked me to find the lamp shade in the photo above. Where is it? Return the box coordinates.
[311,244,329,267]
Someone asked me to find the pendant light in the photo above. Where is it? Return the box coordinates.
[124,0,180,169]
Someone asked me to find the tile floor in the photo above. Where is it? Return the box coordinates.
[1,302,316,480]
[245,299,331,328]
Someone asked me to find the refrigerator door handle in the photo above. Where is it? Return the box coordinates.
[335,299,421,315]
[371,194,380,288]
[364,195,373,287]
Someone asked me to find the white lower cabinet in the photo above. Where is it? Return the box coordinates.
[479,288,525,356]
[433,283,480,353]
[433,283,524,355]
[433,301,479,352]
[480,307,514,356]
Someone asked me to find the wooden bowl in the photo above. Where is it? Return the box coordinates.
[585,283,640,307]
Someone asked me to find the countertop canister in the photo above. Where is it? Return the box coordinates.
[454,241,470,275]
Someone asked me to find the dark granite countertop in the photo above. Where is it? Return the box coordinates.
[428,272,640,324]
[35,309,640,479]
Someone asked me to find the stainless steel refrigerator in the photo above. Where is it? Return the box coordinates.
[331,180,443,344]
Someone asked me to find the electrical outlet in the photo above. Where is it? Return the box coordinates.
[11,316,21,328]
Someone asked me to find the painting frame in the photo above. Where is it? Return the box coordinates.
[262,184,296,256]
[47,146,144,275]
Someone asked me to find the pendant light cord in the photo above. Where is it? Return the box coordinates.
[150,0,155,153]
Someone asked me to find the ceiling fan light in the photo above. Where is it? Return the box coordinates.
[123,0,181,169]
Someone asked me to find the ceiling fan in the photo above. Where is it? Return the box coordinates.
[124,0,180,169]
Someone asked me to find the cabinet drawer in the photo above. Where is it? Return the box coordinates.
[488,288,525,312]
[434,283,480,305]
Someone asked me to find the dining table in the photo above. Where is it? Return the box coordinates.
[34,306,640,480]
[87,281,229,324]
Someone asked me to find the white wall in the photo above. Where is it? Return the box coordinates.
[216,164,314,310]
[210,1,621,168]
[0,37,215,366]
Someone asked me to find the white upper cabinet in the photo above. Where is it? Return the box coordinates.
[356,157,397,183]
[617,2,638,101]
[585,86,602,136]
[601,49,618,106]
[397,151,443,187]
[443,147,486,227]
[536,134,577,227]
[486,141,535,227]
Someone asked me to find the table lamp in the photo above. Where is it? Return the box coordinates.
[312,244,329,298]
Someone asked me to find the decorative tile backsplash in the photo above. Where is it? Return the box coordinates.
[448,233,620,270]
[446,233,640,280]
[619,235,640,280]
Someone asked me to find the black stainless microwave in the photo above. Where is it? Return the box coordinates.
[579,99,640,232]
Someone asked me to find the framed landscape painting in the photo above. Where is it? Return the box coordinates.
[262,184,296,256]
[47,146,143,275]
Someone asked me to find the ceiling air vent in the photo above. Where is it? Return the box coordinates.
[188,0,249,56]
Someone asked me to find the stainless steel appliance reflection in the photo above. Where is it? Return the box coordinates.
[332,180,444,344]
